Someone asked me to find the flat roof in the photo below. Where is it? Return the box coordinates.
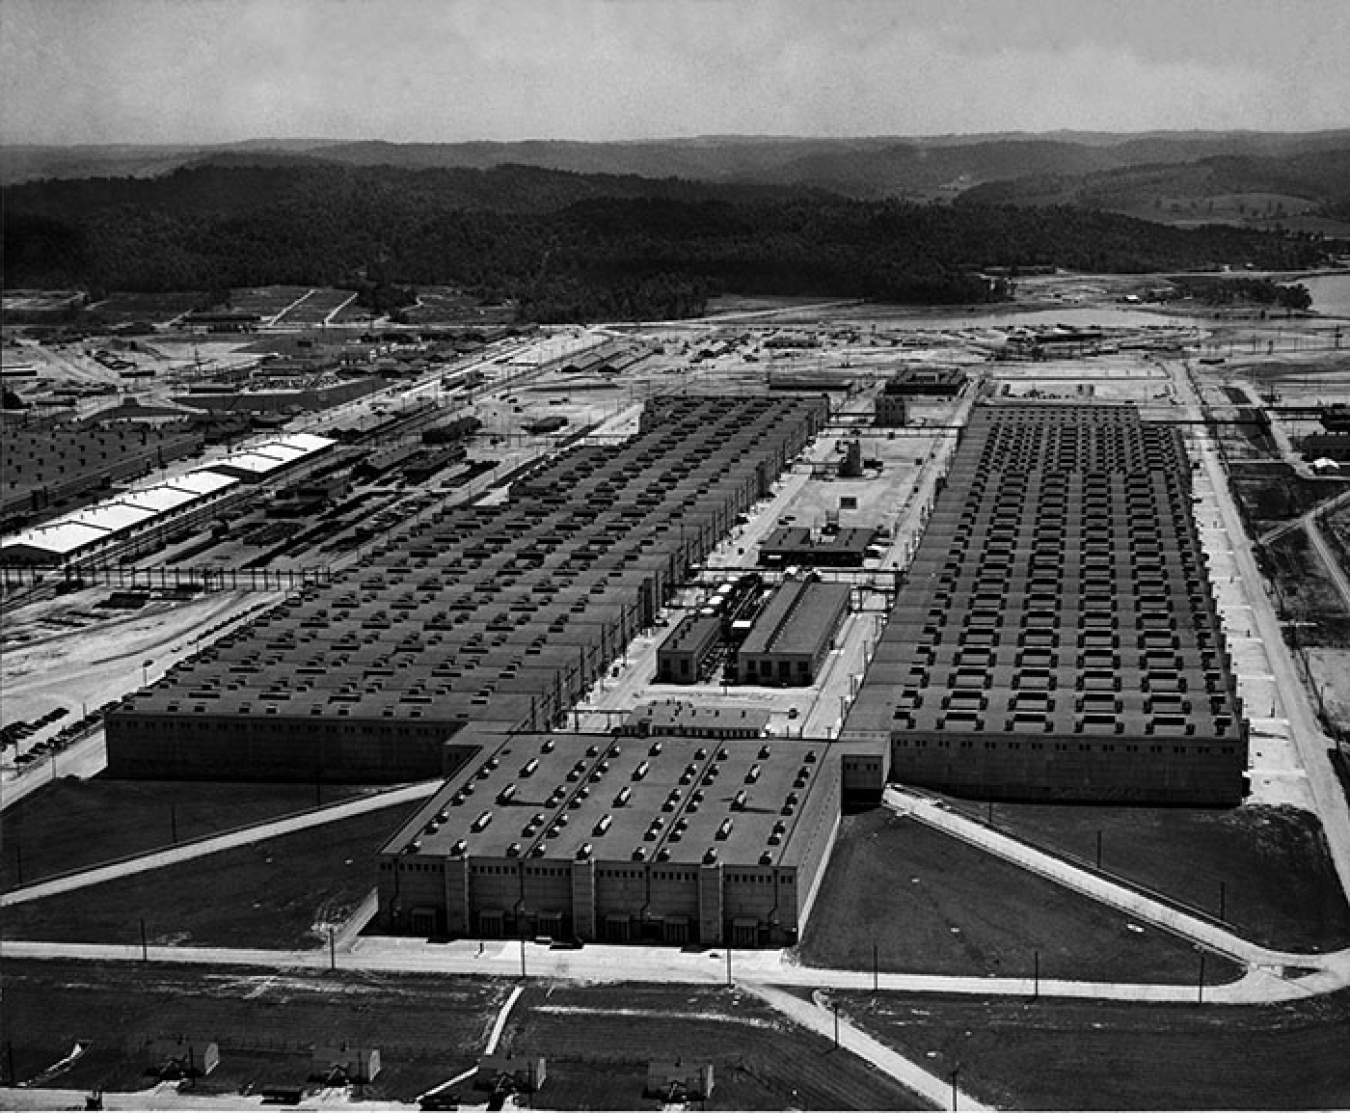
[169,470,241,497]
[740,580,851,657]
[68,502,159,533]
[0,519,111,557]
[385,731,835,869]
[208,451,290,476]
[845,402,1243,745]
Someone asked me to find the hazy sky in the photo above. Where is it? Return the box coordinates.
[2,0,1347,145]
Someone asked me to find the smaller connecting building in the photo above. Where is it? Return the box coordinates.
[737,580,851,687]
[882,367,966,396]
[655,614,723,684]
[619,700,771,739]
[874,390,908,427]
[377,730,842,947]
[758,526,874,568]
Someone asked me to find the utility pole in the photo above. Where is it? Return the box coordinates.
[1033,950,1040,1001]
[725,946,732,988]
[1198,953,1207,1004]
[950,1067,960,1112]
[139,918,149,962]
[329,928,337,971]
[832,1001,839,1049]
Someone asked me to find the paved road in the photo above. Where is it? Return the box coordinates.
[0,780,439,907]
[1172,358,1350,903]
[1,930,1327,1005]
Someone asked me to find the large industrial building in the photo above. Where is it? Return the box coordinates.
[106,397,828,782]
[376,728,843,947]
[1,422,205,526]
[842,402,1248,805]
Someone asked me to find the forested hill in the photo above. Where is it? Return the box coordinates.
[2,162,1332,322]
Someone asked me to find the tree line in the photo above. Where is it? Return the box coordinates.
[2,162,1333,323]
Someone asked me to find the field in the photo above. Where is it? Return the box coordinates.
[1258,530,1350,648]
[402,286,488,325]
[1,963,928,1109]
[85,291,204,325]
[830,986,1350,1110]
[1228,463,1350,532]
[796,810,1242,984]
[273,287,355,327]
[226,285,313,319]
[496,983,928,1110]
[1,778,378,891]
[1,802,417,949]
[0,959,506,1099]
[930,799,1350,952]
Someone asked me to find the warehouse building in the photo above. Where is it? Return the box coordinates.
[737,580,852,687]
[655,614,723,683]
[106,397,828,782]
[1,422,205,526]
[842,402,1247,805]
[0,470,244,567]
[376,729,842,947]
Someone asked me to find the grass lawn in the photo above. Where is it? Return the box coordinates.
[797,810,1242,985]
[1,778,377,892]
[1,803,416,949]
[498,983,929,1110]
[831,986,1350,1110]
[935,797,1350,953]
[0,959,506,1098]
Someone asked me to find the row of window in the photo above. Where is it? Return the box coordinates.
[893,738,1237,756]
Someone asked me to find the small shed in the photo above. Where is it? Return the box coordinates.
[645,1060,714,1102]
[142,1036,219,1080]
[310,1044,381,1085]
[475,1054,546,1093]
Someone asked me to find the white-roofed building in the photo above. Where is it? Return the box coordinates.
[1,520,114,563]
[168,471,240,498]
[0,468,246,567]
[206,451,292,483]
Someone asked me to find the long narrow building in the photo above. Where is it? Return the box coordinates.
[843,402,1248,804]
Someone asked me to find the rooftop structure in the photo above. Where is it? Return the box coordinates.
[843,402,1247,805]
